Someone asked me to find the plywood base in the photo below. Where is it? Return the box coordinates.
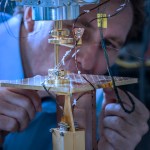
[52,129,85,150]
[0,74,138,94]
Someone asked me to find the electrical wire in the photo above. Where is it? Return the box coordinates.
[72,76,96,111]
[99,22,135,114]
[73,0,129,29]
[72,91,91,110]
[82,75,96,91]
[86,0,129,26]
[41,81,64,113]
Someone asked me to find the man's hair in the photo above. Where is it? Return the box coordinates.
[126,0,145,43]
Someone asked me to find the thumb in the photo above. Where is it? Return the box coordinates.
[99,88,116,137]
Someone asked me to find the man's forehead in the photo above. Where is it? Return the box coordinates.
[80,0,127,13]
[62,0,132,27]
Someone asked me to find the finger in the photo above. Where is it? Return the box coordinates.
[105,103,138,125]
[104,88,132,108]
[119,90,148,118]
[103,116,137,139]
[127,92,150,121]
[105,102,149,125]
[0,115,19,132]
[98,138,114,150]
[8,88,42,112]
[104,128,136,150]
[0,100,30,131]
[104,88,150,121]
[104,103,149,135]
[1,90,36,120]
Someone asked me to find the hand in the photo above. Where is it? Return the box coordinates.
[0,88,41,132]
[98,88,150,150]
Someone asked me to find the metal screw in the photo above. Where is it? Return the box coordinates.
[60,132,64,136]
[49,128,54,133]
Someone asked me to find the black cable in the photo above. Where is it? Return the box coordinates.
[74,0,129,28]
[100,29,135,113]
[81,75,96,91]
[41,81,64,112]
[72,91,90,110]
[98,14,135,113]
[72,75,96,110]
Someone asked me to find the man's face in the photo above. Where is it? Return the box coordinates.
[24,0,133,77]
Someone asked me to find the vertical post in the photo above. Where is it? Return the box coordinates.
[54,44,59,67]
[63,95,75,132]
[92,91,97,150]
[54,20,62,67]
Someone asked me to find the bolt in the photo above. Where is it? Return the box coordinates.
[60,132,64,136]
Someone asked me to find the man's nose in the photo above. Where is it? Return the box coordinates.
[76,44,99,72]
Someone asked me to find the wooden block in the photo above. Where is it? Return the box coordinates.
[63,95,75,132]
[52,129,85,150]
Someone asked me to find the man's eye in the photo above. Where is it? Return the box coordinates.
[104,39,119,52]
[104,39,116,49]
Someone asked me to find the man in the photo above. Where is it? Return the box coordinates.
[0,0,149,150]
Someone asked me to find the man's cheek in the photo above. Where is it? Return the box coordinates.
[93,55,108,74]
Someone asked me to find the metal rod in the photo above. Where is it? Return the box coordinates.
[54,44,59,67]
[54,20,62,67]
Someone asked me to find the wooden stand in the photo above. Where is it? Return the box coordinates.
[52,129,85,150]
[63,95,75,132]
[52,94,85,150]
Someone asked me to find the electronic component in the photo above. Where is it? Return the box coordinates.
[16,0,100,20]
[97,13,107,28]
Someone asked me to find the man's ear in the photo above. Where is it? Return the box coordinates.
[23,7,34,32]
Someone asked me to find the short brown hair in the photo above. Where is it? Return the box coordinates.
[126,0,145,43]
